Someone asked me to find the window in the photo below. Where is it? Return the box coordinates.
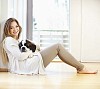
[33,0,70,51]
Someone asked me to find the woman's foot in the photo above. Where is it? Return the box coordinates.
[77,67,98,74]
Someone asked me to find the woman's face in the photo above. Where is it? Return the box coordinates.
[10,21,20,39]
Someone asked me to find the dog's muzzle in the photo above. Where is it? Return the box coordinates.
[21,46,27,52]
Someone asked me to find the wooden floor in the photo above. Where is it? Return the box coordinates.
[0,62,100,89]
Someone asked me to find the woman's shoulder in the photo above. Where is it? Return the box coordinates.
[4,37,16,41]
[5,36,13,40]
[4,37,17,44]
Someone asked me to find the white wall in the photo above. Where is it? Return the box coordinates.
[0,0,9,42]
[81,0,100,62]
[70,0,82,61]
[0,0,1,37]
[70,0,100,62]
[0,0,8,23]
[0,0,1,19]
[0,0,9,68]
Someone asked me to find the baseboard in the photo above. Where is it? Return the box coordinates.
[0,68,8,72]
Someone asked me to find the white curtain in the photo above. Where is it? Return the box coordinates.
[0,0,27,67]
[33,0,70,50]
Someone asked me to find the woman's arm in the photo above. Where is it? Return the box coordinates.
[4,37,33,60]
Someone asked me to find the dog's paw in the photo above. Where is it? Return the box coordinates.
[27,51,34,58]
[28,53,34,58]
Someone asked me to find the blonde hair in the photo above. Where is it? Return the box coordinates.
[0,18,22,64]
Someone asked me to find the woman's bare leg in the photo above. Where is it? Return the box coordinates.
[40,43,97,74]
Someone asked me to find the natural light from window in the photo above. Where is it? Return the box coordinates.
[33,0,70,51]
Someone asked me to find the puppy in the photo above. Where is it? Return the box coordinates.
[18,39,36,53]
[18,39,38,58]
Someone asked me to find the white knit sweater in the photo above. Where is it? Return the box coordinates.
[3,37,45,75]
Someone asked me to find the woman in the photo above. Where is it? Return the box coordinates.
[1,18,97,75]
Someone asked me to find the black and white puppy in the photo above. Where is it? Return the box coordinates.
[18,39,36,53]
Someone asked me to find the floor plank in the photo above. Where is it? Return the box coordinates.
[0,62,100,89]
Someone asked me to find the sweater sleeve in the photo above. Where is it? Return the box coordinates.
[3,37,32,61]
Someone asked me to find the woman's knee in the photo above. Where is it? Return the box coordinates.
[54,43,63,51]
[55,43,63,47]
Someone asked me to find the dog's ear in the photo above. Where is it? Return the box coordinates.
[26,39,36,52]
[31,45,36,52]
[26,39,35,45]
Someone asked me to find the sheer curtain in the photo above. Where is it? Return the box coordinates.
[7,0,27,40]
[33,0,70,51]
[0,0,27,68]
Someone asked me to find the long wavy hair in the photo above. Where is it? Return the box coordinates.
[0,18,22,64]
